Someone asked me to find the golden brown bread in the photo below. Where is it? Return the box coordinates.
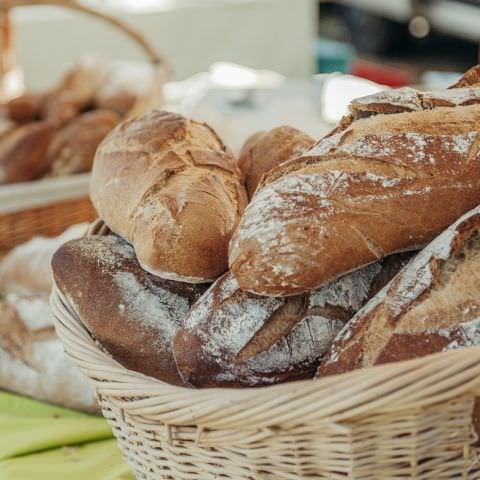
[52,235,208,386]
[229,102,480,296]
[238,127,315,198]
[46,109,120,176]
[4,92,43,122]
[0,121,53,184]
[173,254,410,388]
[317,205,480,377]
[91,110,248,283]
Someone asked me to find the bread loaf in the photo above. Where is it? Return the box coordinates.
[317,204,480,377]
[52,235,208,386]
[4,92,43,122]
[0,294,97,412]
[173,253,410,387]
[0,223,87,295]
[0,121,53,184]
[46,109,119,176]
[238,127,315,197]
[91,110,248,283]
[229,101,480,296]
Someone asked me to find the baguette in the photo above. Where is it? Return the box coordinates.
[317,204,480,374]
[230,100,480,296]
[91,110,248,283]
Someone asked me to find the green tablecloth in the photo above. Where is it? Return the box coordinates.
[0,391,133,480]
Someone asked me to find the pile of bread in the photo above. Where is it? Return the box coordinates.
[51,64,480,392]
[0,225,97,412]
[0,58,152,184]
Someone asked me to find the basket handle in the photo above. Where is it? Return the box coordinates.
[0,0,168,68]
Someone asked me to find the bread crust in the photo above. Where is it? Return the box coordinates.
[52,235,208,385]
[91,110,248,283]
[230,103,480,296]
[173,254,409,388]
[317,205,480,377]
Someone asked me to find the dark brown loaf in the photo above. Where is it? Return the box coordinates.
[317,204,480,378]
[91,110,248,283]
[0,121,53,184]
[51,235,207,386]
[4,92,43,122]
[173,254,410,388]
[46,109,120,176]
[238,127,315,197]
[229,102,480,296]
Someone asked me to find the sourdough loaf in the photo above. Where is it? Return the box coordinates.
[173,254,410,387]
[317,204,480,377]
[52,235,208,386]
[0,294,97,412]
[230,101,480,296]
[46,109,119,176]
[0,224,87,295]
[0,121,53,184]
[91,110,248,283]
[238,126,315,197]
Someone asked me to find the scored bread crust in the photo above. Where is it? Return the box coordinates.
[317,204,480,377]
[173,254,410,388]
[238,126,315,198]
[52,235,207,386]
[229,101,480,296]
[91,110,248,283]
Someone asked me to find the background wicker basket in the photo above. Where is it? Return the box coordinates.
[49,219,480,480]
[0,0,169,256]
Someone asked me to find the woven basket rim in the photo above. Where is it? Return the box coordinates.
[50,219,480,430]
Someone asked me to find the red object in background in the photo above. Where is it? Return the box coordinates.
[351,59,413,87]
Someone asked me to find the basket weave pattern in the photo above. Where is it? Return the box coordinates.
[50,222,480,479]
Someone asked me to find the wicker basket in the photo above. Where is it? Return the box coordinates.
[49,219,480,480]
[0,0,169,255]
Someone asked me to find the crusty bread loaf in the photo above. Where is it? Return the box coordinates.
[317,204,480,377]
[0,223,87,295]
[52,235,208,385]
[46,109,119,176]
[4,92,43,122]
[229,102,480,296]
[238,127,315,197]
[91,110,248,283]
[0,121,53,184]
[0,294,97,412]
[450,64,480,88]
[173,253,410,388]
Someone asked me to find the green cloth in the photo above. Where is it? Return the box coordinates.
[0,391,133,480]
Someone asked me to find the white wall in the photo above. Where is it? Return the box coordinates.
[11,0,317,90]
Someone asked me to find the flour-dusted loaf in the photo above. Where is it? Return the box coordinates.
[91,110,248,283]
[46,109,119,176]
[238,126,315,197]
[230,99,480,296]
[0,223,87,295]
[317,204,480,377]
[0,294,97,412]
[173,254,410,387]
[52,235,208,385]
[0,121,53,184]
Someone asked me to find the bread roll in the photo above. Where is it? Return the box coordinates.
[0,223,87,295]
[317,204,480,377]
[4,92,43,122]
[0,121,53,184]
[238,127,315,197]
[46,109,119,176]
[91,110,248,283]
[229,102,480,296]
[173,253,410,388]
[0,294,97,412]
[52,235,208,386]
